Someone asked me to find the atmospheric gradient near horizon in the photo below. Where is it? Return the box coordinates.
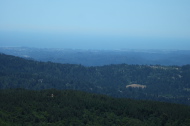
[0,0,190,50]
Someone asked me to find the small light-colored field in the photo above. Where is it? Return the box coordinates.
[126,84,146,89]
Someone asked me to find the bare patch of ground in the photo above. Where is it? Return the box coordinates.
[126,84,146,89]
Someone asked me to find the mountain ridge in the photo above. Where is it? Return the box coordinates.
[0,53,190,105]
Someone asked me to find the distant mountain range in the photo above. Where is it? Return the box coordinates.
[0,47,190,66]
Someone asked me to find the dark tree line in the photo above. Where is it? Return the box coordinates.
[0,89,190,126]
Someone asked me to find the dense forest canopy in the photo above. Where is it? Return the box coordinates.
[1,89,190,126]
[0,53,190,105]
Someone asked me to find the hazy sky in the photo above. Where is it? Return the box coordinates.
[0,0,190,49]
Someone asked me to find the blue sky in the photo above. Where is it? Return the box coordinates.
[0,0,190,49]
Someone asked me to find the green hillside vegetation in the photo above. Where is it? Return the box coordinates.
[0,53,190,105]
[0,89,190,126]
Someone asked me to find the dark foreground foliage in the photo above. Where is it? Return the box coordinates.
[0,89,190,126]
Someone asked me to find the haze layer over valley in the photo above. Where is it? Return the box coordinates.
[1,47,190,66]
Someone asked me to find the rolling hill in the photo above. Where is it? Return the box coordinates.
[1,53,190,105]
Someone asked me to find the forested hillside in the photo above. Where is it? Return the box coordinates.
[1,89,190,126]
[0,53,190,105]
